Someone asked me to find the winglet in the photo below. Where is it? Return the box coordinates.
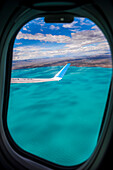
[53,63,70,81]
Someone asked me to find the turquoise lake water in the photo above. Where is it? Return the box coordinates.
[7,66,112,166]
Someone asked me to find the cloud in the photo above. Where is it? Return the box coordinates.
[79,18,94,26]
[28,18,45,27]
[22,26,31,32]
[16,32,71,43]
[14,26,110,60]
[64,29,110,56]
[23,27,27,31]
[15,42,22,45]
[62,21,78,28]
[91,25,100,30]
[70,29,105,45]
[49,25,60,30]
[13,45,68,60]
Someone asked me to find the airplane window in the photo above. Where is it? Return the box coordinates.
[7,17,112,166]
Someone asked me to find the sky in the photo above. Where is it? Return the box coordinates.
[13,17,111,61]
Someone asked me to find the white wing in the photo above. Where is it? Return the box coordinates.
[53,63,70,80]
[11,63,70,83]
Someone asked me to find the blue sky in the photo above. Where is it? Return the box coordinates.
[13,17,110,60]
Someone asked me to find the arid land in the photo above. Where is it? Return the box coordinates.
[12,55,112,70]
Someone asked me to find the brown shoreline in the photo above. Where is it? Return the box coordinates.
[12,55,112,70]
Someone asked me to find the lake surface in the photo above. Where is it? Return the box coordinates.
[7,66,112,166]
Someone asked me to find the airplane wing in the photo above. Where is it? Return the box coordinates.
[53,63,70,80]
[11,63,71,83]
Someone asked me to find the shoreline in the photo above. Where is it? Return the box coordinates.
[12,55,112,70]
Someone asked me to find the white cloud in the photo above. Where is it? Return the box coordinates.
[62,21,78,28]
[91,25,100,31]
[79,18,94,26]
[70,29,106,46]
[16,32,71,43]
[49,25,60,30]
[13,45,67,60]
[29,18,45,27]
[22,26,31,32]
[15,42,22,45]
[14,28,110,60]
[23,27,27,31]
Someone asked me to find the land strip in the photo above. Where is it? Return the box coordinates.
[12,55,112,70]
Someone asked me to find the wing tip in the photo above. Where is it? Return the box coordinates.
[53,63,70,80]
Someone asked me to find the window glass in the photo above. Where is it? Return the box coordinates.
[7,17,112,166]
